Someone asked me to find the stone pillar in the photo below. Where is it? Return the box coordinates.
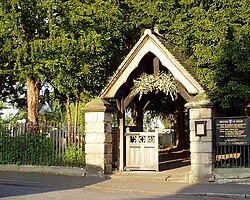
[186,99,214,183]
[83,98,115,175]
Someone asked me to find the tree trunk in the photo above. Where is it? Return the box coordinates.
[26,76,40,127]
[74,95,80,142]
[66,97,72,143]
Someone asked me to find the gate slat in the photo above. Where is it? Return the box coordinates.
[126,130,158,171]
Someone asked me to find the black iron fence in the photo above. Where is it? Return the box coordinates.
[214,116,250,168]
[0,121,85,167]
[215,145,250,168]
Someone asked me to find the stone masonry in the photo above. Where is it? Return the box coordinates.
[83,98,115,175]
[186,99,215,183]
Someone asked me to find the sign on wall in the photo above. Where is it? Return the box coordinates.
[214,116,250,145]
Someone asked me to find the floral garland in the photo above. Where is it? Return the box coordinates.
[130,72,178,101]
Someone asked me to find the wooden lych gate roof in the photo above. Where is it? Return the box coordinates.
[100,29,204,105]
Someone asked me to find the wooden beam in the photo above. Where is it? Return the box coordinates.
[153,57,159,79]
[143,101,150,110]
[177,85,192,102]
[116,99,121,112]
[124,91,136,110]
[120,98,124,114]
[116,98,125,114]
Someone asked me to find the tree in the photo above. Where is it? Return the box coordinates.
[2,0,248,129]
[41,0,128,133]
[157,0,250,113]
[0,0,50,126]
[1,0,133,129]
[122,0,250,114]
[0,73,26,107]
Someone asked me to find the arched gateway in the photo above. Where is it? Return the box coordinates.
[83,29,214,182]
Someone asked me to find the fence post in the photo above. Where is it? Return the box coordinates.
[83,98,115,175]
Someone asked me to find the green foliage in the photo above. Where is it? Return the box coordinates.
[1,0,250,116]
[42,0,127,101]
[63,143,85,167]
[157,0,250,111]
[0,130,55,165]
[0,0,53,124]
[69,94,90,134]
[122,0,250,112]
[0,101,5,118]
[0,123,85,167]
[131,72,178,101]
[0,74,25,107]
[0,0,48,78]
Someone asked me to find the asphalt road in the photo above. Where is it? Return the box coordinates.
[0,171,249,200]
[0,181,230,200]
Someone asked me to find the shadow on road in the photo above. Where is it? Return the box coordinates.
[0,169,249,200]
[0,170,108,198]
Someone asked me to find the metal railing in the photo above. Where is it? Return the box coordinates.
[0,121,85,167]
[215,145,250,168]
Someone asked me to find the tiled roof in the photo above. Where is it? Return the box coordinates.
[153,31,200,83]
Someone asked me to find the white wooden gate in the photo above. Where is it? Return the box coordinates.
[125,129,158,171]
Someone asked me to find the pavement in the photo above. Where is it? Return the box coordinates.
[0,166,250,199]
[111,165,191,183]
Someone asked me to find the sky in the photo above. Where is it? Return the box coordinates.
[0,105,18,119]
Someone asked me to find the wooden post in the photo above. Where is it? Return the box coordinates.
[153,57,159,79]
[118,99,125,171]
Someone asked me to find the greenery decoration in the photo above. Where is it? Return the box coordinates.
[131,72,178,101]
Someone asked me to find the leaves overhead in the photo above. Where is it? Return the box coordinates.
[0,0,250,115]
[41,0,127,101]
[158,0,250,110]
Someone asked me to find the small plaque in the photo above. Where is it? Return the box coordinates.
[195,121,207,136]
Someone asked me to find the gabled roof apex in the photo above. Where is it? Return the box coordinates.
[144,29,152,35]
[100,29,204,99]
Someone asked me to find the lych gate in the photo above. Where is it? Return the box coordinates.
[83,29,214,183]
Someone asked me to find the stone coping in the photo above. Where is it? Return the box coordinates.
[0,165,86,177]
[82,98,116,112]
